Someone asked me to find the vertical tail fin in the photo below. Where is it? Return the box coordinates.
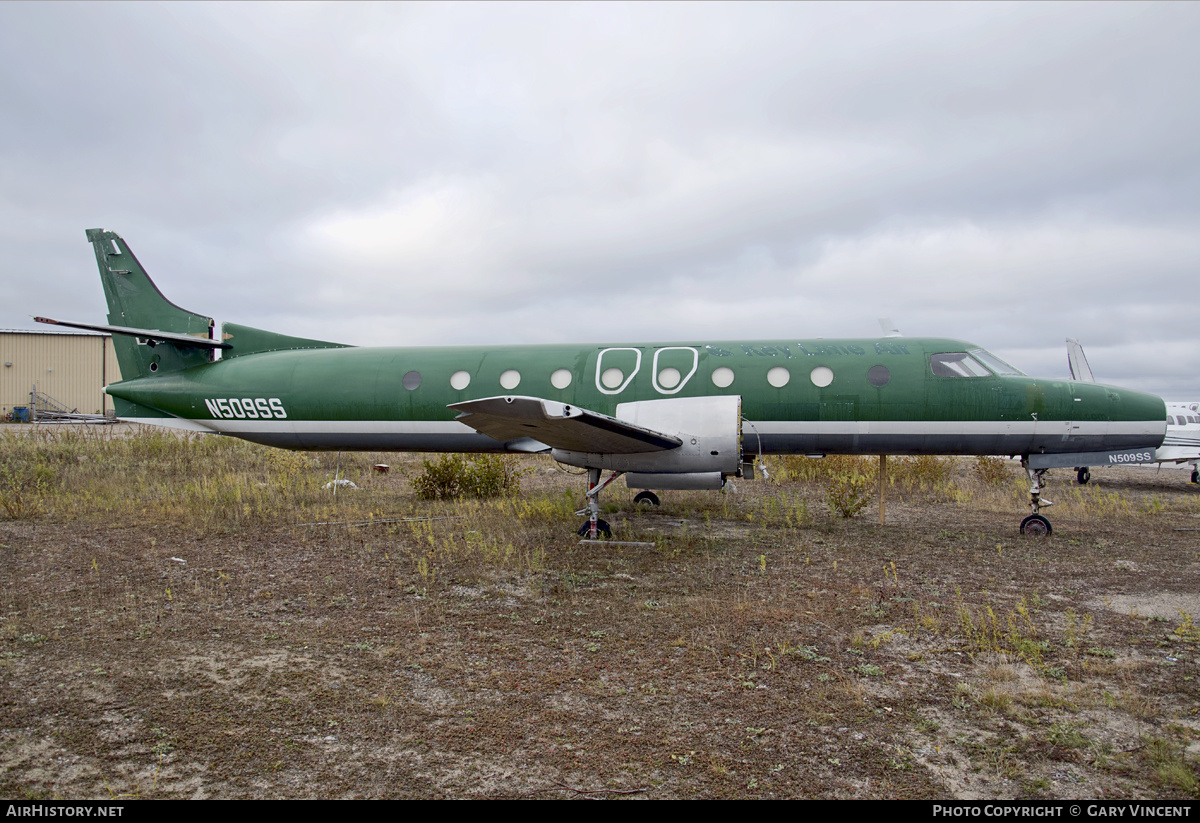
[85,229,215,379]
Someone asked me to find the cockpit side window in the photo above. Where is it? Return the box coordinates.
[970,348,1025,376]
[930,352,992,378]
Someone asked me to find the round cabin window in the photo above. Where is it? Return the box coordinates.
[767,366,791,388]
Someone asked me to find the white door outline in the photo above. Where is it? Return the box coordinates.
[652,347,699,395]
[595,347,642,395]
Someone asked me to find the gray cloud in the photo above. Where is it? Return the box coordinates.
[3,2,1198,396]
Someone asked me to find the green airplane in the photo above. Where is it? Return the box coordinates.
[36,229,1167,538]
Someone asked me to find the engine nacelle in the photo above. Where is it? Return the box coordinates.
[552,395,742,474]
[625,472,726,491]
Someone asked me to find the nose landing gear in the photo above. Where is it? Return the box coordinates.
[1020,458,1054,536]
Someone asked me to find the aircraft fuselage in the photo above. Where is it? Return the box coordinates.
[107,336,1166,457]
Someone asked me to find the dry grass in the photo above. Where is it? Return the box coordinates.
[1,426,1199,798]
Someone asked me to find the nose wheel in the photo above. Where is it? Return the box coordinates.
[1020,513,1052,536]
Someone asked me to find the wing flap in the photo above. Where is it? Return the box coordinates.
[449,396,682,454]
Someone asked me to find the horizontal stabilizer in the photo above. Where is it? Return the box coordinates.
[449,396,682,454]
[34,316,230,349]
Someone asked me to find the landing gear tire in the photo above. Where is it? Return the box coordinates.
[577,519,612,539]
[1192,469,1199,485]
[1076,467,1090,485]
[633,490,661,507]
[1020,514,1052,537]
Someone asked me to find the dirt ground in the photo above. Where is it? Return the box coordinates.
[2,438,1199,799]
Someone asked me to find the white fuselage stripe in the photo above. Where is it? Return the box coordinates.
[128,417,1163,439]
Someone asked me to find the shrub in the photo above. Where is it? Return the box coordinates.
[824,472,873,518]
[0,453,55,519]
[779,454,876,483]
[890,455,955,491]
[411,453,527,500]
[973,455,1012,486]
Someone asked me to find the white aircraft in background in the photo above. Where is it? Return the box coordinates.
[1067,338,1200,484]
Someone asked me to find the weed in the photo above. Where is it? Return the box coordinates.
[1047,722,1089,750]
[788,645,831,663]
[948,596,1046,664]
[1141,737,1200,795]
[1174,611,1200,643]
[1064,610,1094,649]
[1022,776,1052,795]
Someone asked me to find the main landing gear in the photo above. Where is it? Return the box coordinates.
[576,468,623,539]
[575,474,664,537]
[1075,467,1090,485]
[1020,457,1054,536]
[633,490,661,507]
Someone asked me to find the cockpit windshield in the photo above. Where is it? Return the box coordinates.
[930,352,992,378]
[970,349,1025,376]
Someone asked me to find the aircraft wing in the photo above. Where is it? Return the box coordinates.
[449,396,683,454]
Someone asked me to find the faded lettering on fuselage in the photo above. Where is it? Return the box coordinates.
[728,342,912,358]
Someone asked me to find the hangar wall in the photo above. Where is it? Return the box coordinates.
[0,331,122,418]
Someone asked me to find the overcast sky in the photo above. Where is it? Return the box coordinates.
[2,2,1198,395]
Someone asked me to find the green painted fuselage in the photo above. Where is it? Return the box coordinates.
[108,335,1167,457]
